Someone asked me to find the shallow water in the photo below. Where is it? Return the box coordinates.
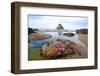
[43,31,79,41]
[29,31,80,48]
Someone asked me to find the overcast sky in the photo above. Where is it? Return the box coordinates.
[28,15,88,30]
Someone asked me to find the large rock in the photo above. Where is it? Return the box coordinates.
[28,27,36,34]
[28,27,39,34]
[76,29,88,34]
[28,33,51,41]
[56,24,64,35]
[41,39,81,59]
[63,33,75,37]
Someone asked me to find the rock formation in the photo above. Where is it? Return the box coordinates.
[56,24,64,35]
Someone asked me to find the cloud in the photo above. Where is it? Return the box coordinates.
[28,15,88,30]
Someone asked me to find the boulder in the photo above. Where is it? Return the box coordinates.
[76,29,88,34]
[28,33,51,41]
[40,39,81,59]
[63,33,75,37]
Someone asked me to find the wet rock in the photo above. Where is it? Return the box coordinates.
[28,33,52,41]
[40,39,81,59]
[56,24,64,35]
[63,33,75,37]
[76,29,88,34]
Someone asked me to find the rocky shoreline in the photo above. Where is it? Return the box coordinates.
[28,33,52,41]
[77,34,88,46]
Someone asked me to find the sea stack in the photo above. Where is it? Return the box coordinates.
[56,24,64,35]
